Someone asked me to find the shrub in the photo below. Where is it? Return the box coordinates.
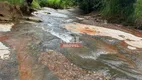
[31,0,40,9]
[134,0,142,29]
[39,0,49,7]
[101,0,136,24]
[39,0,75,9]
[75,0,102,13]
[135,0,142,18]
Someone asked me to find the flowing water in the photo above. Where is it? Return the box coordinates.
[29,7,142,80]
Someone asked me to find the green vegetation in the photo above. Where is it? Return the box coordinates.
[135,0,142,19]
[31,0,40,9]
[1,0,75,9]
[0,0,24,5]
[75,0,102,13]
[1,0,142,29]
[134,0,142,29]
[76,0,136,21]
[75,0,142,29]
[39,0,75,8]
[101,0,135,24]
[0,0,40,9]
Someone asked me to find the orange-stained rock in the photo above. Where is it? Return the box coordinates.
[65,23,142,49]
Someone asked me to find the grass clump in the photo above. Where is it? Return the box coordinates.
[135,0,142,18]
[101,0,136,24]
[39,0,75,9]
[134,0,142,29]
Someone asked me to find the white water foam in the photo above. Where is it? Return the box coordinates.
[50,30,73,43]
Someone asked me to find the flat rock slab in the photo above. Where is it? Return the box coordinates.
[0,23,14,32]
[0,42,10,59]
[65,23,142,49]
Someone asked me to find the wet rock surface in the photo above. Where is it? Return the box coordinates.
[0,24,59,80]
[32,8,142,80]
[0,7,142,80]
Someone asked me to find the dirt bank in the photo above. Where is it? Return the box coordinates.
[0,2,22,22]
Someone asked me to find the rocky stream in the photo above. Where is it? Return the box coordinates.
[0,7,142,80]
